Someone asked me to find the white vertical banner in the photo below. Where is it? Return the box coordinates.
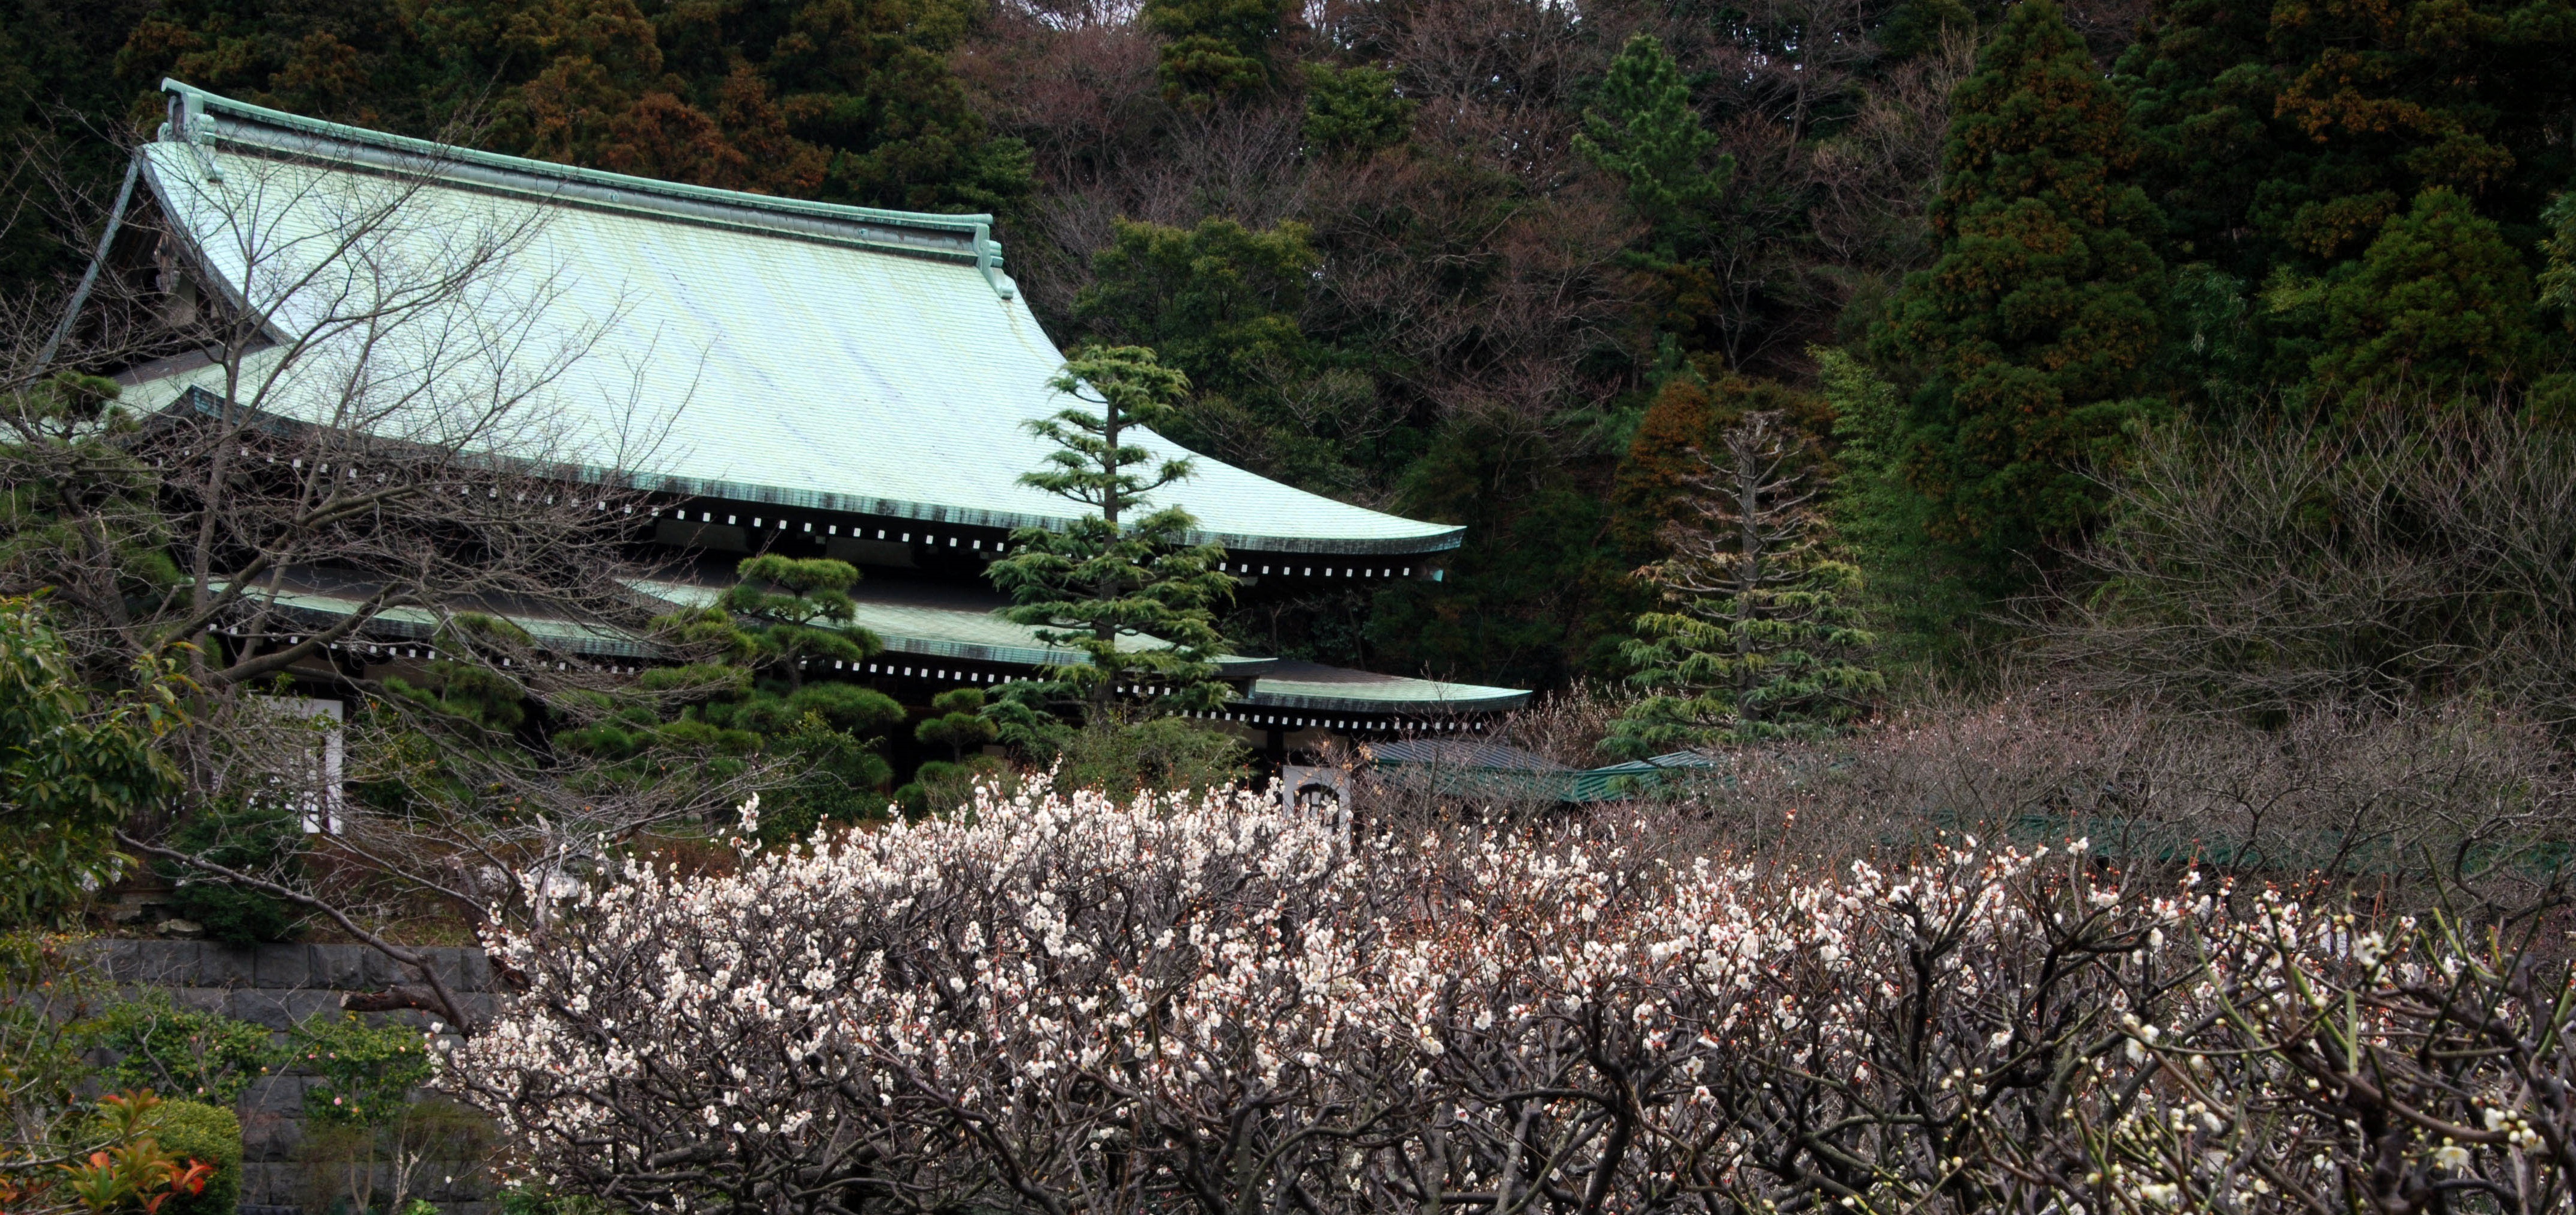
[267,696,346,833]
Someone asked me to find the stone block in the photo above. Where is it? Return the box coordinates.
[119,940,201,984]
[255,944,311,988]
[456,949,491,992]
[238,1107,299,1159]
[282,988,342,1026]
[92,938,145,979]
[309,945,369,990]
[169,986,227,1014]
[239,1161,300,1205]
[362,948,408,989]
[230,988,300,1031]
[422,947,463,991]
[249,1073,312,1117]
[202,943,258,987]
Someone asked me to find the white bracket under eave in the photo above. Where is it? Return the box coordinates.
[973,222,1017,300]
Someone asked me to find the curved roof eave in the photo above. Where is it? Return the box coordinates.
[139,82,1470,558]
[615,469,1467,555]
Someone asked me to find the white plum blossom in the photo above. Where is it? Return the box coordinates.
[442,790,2576,1215]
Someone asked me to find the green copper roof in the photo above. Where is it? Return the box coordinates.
[1365,741,1721,802]
[1243,661,1530,713]
[132,81,1465,557]
[629,577,1199,670]
[211,582,654,658]
[218,570,1522,713]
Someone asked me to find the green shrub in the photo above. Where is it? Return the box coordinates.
[0,596,177,928]
[152,1100,242,1215]
[1050,717,1249,800]
[162,800,305,944]
[498,1183,606,1215]
[88,992,276,1104]
[290,1014,433,1128]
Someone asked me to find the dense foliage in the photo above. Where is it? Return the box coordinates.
[0,939,224,1215]
[0,598,177,928]
[1872,0,2163,573]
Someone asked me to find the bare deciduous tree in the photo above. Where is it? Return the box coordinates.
[3,130,772,1028]
[2038,412,2576,726]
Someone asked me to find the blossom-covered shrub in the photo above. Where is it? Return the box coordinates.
[445,788,2576,1215]
[446,786,1414,1215]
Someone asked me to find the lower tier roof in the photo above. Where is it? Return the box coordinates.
[221,568,1529,716]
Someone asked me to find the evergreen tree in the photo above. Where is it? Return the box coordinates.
[546,559,901,829]
[383,614,533,735]
[1610,368,1830,559]
[1144,0,1291,108]
[891,687,1002,818]
[1574,34,1729,264]
[1812,347,1985,665]
[719,555,880,693]
[108,0,1030,219]
[1574,33,1756,355]
[2306,188,2536,399]
[162,799,304,943]
[1073,218,1345,486]
[987,345,1237,726]
[2115,0,2576,408]
[1871,0,2164,565]
[1302,64,1415,159]
[1607,412,1879,757]
[914,687,997,760]
[2113,0,2284,285]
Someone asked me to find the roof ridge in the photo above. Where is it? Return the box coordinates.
[159,80,1016,292]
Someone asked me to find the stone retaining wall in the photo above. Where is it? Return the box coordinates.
[87,941,499,1215]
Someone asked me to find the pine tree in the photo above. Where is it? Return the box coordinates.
[892,687,1003,818]
[550,557,903,831]
[1073,218,1327,483]
[382,615,534,734]
[1144,0,1291,108]
[1574,33,1746,353]
[1302,64,1415,159]
[720,555,881,693]
[1608,412,1878,757]
[987,346,1237,726]
[1575,33,1729,260]
[1872,0,2164,564]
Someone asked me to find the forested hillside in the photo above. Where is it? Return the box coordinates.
[7,0,2572,696]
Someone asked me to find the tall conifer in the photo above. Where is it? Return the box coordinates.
[987,346,1237,727]
[1872,0,2163,565]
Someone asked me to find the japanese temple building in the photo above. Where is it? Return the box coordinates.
[118,81,1528,775]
